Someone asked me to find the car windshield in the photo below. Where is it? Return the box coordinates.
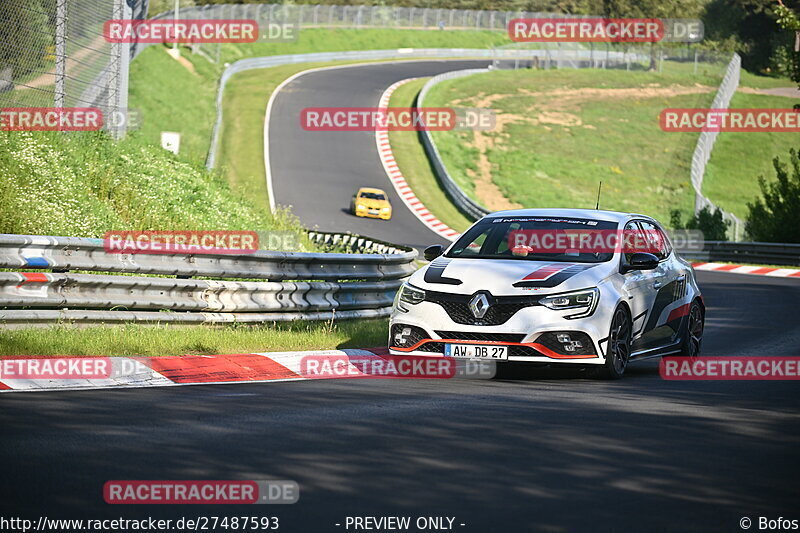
[360,192,386,201]
[445,216,619,263]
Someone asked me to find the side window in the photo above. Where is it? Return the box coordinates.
[638,221,667,260]
[656,224,672,257]
[623,221,642,262]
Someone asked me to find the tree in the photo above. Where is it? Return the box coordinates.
[671,206,730,241]
[775,0,800,90]
[601,0,702,70]
[746,148,800,242]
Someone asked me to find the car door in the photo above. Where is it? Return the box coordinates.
[619,220,662,351]
[634,220,680,351]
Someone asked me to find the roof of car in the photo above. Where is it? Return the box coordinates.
[485,208,651,224]
[358,187,387,194]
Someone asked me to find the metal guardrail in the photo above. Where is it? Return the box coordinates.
[417,68,493,221]
[0,232,417,328]
[677,241,800,267]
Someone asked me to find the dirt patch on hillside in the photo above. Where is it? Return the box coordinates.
[738,86,800,98]
[172,53,197,75]
[516,84,715,111]
[455,84,715,210]
[469,118,523,212]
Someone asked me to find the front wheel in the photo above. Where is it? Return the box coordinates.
[595,306,632,380]
[679,300,704,357]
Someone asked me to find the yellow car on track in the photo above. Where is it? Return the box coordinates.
[350,187,392,220]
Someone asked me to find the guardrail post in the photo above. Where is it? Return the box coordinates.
[54,0,67,109]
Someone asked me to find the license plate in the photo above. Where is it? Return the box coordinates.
[444,344,508,360]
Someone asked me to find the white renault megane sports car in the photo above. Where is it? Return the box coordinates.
[389,209,704,379]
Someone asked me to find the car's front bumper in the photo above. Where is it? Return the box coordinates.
[355,208,391,220]
[389,301,610,365]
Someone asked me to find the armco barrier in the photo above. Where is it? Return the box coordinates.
[677,241,800,267]
[0,232,416,328]
[417,68,493,220]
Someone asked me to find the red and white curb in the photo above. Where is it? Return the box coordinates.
[0,348,388,393]
[692,262,800,278]
[376,79,461,242]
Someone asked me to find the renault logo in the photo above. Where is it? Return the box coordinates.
[469,293,491,319]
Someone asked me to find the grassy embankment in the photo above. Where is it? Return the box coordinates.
[408,63,794,226]
[703,90,799,219]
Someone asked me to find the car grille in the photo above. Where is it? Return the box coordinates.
[424,291,540,326]
[434,331,526,343]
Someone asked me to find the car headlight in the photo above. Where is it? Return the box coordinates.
[356,204,366,210]
[398,283,425,306]
[381,207,390,212]
[539,288,599,319]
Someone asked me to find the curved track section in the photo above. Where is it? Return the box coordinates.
[268,60,491,250]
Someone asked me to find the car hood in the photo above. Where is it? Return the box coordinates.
[408,257,616,296]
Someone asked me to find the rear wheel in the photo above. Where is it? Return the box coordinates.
[679,301,704,357]
[595,306,632,380]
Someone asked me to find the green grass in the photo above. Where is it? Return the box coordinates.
[387,78,473,233]
[703,92,800,219]
[739,71,797,89]
[128,46,223,164]
[423,67,731,224]
[0,129,301,237]
[0,319,389,357]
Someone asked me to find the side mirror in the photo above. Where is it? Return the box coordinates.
[623,252,659,272]
[423,244,444,262]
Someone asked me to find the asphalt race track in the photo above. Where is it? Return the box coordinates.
[269,60,492,250]
[2,60,800,533]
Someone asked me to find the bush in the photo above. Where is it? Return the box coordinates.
[671,206,730,241]
[746,148,800,243]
